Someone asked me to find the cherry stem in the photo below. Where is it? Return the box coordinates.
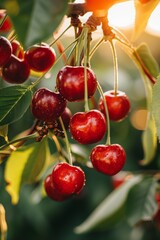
[83,27,90,112]
[109,39,119,95]
[51,134,64,157]
[0,132,38,151]
[49,25,72,47]
[59,117,73,165]
[115,36,156,84]
[97,82,111,145]
[89,37,104,60]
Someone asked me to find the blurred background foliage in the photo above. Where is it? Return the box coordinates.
[0,0,160,239]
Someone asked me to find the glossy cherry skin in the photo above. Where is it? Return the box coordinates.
[70,110,106,145]
[0,36,12,67]
[56,65,97,102]
[11,40,24,59]
[52,162,85,196]
[25,43,56,72]
[57,107,72,131]
[90,144,126,176]
[44,174,67,201]
[0,12,12,32]
[98,90,130,122]
[31,88,67,122]
[2,55,30,84]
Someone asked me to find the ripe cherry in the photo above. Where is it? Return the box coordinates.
[0,36,12,67]
[56,65,97,102]
[52,162,85,196]
[98,90,130,122]
[2,55,30,84]
[44,174,67,201]
[57,107,72,131]
[90,144,126,176]
[0,12,12,32]
[31,88,67,122]
[11,40,24,59]
[70,109,106,145]
[25,43,56,72]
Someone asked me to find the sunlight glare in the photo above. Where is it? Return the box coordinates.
[108,1,135,28]
[146,3,160,36]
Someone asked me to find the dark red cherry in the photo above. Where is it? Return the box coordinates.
[11,40,24,59]
[0,11,12,32]
[2,55,30,84]
[44,174,67,201]
[70,109,106,145]
[25,43,56,72]
[56,65,97,102]
[90,144,126,176]
[0,36,12,67]
[57,107,72,131]
[52,162,85,196]
[98,90,130,122]
[31,88,67,122]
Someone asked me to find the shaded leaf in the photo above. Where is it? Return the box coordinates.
[0,86,32,126]
[133,0,160,41]
[1,0,68,47]
[126,177,158,226]
[141,113,157,165]
[5,138,51,204]
[136,43,159,78]
[75,175,142,234]
[0,125,8,140]
[152,75,160,142]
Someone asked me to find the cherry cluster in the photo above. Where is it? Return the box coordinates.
[44,162,85,201]
[0,8,131,202]
[0,35,56,84]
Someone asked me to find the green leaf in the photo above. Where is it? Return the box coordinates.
[126,177,158,226]
[0,125,8,140]
[133,0,160,40]
[5,138,51,204]
[141,113,157,165]
[152,75,160,142]
[75,175,142,234]
[1,0,68,47]
[0,86,32,126]
[71,144,89,165]
[136,43,159,78]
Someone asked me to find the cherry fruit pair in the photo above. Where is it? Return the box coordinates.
[0,36,56,84]
[44,162,85,201]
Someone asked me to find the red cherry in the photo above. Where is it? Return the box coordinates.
[44,174,67,201]
[57,107,72,131]
[70,110,106,145]
[0,36,12,67]
[0,11,12,32]
[31,88,67,122]
[25,43,56,72]
[90,144,126,176]
[52,162,85,196]
[56,65,97,102]
[98,90,130,122]
[2,55,30,84]
[11,40,24,59]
